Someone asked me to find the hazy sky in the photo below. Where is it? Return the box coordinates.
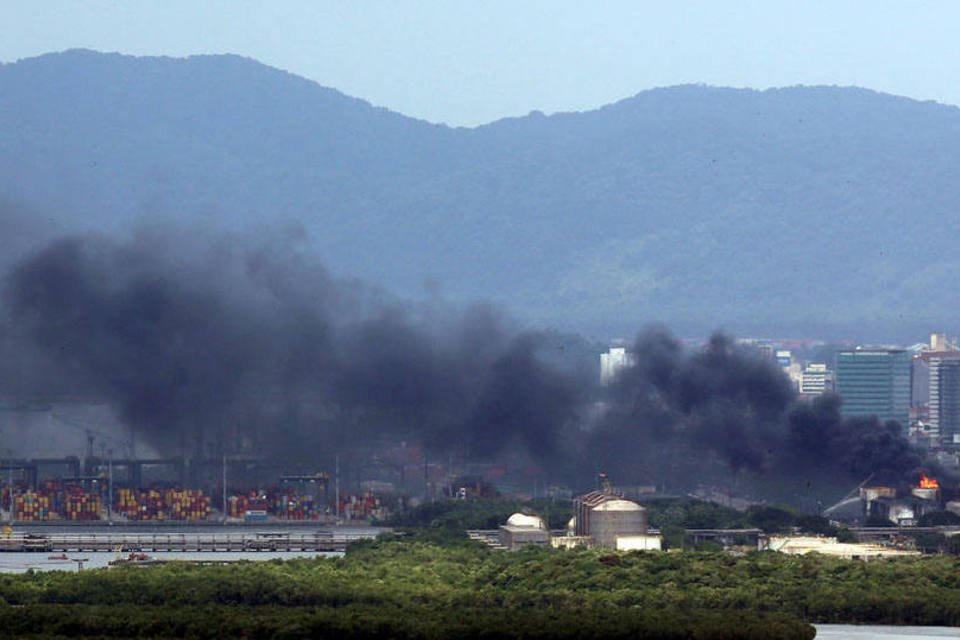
[2,1,957,126]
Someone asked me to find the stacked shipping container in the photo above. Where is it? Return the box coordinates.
[14,491,53,521]
[63,490,101,521]
[0,483,379,522]
[228,493,270,520]
[164,489,212,521]
[272,493,324,520]
[114,488,211,521]
[4,483,102,521]
[338,492,382,520]
[115,488,162,521]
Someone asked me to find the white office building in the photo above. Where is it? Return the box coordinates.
[600,347,636,385]
[799,363,833,395]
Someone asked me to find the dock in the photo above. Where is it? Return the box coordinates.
[0,530,379,552]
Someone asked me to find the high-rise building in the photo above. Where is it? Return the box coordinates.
[912,356,930,410]
[600,347,636,385]
[927,353,960,441]
[736,338,773,361]
[930,332,957,352]
[776,349,803,390]
[835,349,912,427]
[799,363,833,395]
[908,332,960,440]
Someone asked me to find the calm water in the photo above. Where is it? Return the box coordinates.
[0,550,341,573]
[816,626,960,639]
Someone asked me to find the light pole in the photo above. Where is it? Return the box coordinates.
[5,469,10,524]
[107,449,113,523]
[6,458,12,524]
[222,453,227,523]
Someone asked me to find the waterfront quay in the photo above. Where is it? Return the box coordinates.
[0,527,383,553]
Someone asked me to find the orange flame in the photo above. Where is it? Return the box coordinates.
[919,473,940,489]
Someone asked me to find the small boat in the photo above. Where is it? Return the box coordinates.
[108,552,164,567]
[47,554,69,561]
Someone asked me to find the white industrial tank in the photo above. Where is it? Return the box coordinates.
[590,499,647,549]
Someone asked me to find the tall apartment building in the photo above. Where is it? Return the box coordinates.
[600,347,636,385]
[799,363,833,395]
[908,334,960,441]
[927,352,960,441]
[835,349,911,426]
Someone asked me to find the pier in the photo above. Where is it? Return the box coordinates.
[0,530,379,552]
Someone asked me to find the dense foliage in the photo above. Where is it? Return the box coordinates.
[6,534,960,638]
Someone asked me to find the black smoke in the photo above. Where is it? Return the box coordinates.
[590,330,793,477]
[0,221,942,501]
[2,230,583,468]
[588,328,935,497]
[786,394,923,478]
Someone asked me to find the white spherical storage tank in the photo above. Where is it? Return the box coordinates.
[506,513,546,529]
[590,499,647,549]
[500,512,550,550]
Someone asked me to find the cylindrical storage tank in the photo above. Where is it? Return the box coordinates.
[590,499,647,549]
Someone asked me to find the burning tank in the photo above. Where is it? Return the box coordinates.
[862,473,944,525]
[911,473,941,502]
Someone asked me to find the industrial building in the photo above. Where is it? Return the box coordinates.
[835,348,911,426]
[588,498,648,548]
[860,478,942,526]
[498,513,550,550]
[496,490,661,551]
[561,491,658,550]
[759,536,919,559]
[613,534,662,551]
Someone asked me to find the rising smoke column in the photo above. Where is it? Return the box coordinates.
[787,394,923,478]
[589,327,934,495]
[593,329,793,478]
[2,230,583,469]
[465,332,581,462]
[1,228,939,496]
[4,236,269,454]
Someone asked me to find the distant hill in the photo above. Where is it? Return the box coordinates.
[3,49,960,341]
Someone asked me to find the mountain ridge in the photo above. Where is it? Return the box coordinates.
[2,49,958,342]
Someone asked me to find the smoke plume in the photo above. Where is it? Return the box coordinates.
[589,328,933,497]
[0,217,940,501]
[2,229,582,466]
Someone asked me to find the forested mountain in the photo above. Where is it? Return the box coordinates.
[3,49,959,340]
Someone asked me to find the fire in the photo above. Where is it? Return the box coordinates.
[919,473,940,489]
